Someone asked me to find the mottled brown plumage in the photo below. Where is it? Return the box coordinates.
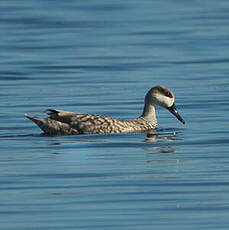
[25,86,185,136]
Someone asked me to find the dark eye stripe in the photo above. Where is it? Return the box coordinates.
[157,86,173,98]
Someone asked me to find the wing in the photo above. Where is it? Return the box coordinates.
[46,109,121,134]
[46,109,85,124]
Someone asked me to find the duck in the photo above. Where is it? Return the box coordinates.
[24,85,185,136]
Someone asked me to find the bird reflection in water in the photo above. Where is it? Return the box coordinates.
[143,130,179,154]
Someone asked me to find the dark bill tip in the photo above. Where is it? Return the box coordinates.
[167,103,185,125]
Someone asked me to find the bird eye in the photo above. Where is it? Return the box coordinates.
[166,92,172,98]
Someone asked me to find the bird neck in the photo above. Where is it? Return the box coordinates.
[140,102,157,124]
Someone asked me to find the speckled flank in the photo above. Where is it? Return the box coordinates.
[25,86,185,136]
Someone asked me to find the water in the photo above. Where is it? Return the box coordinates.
[1,0,229,229]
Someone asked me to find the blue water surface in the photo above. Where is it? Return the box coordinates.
[1,0,229,229]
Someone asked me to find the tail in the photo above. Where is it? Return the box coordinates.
[24,113,78,135]
[24,113,47,129]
